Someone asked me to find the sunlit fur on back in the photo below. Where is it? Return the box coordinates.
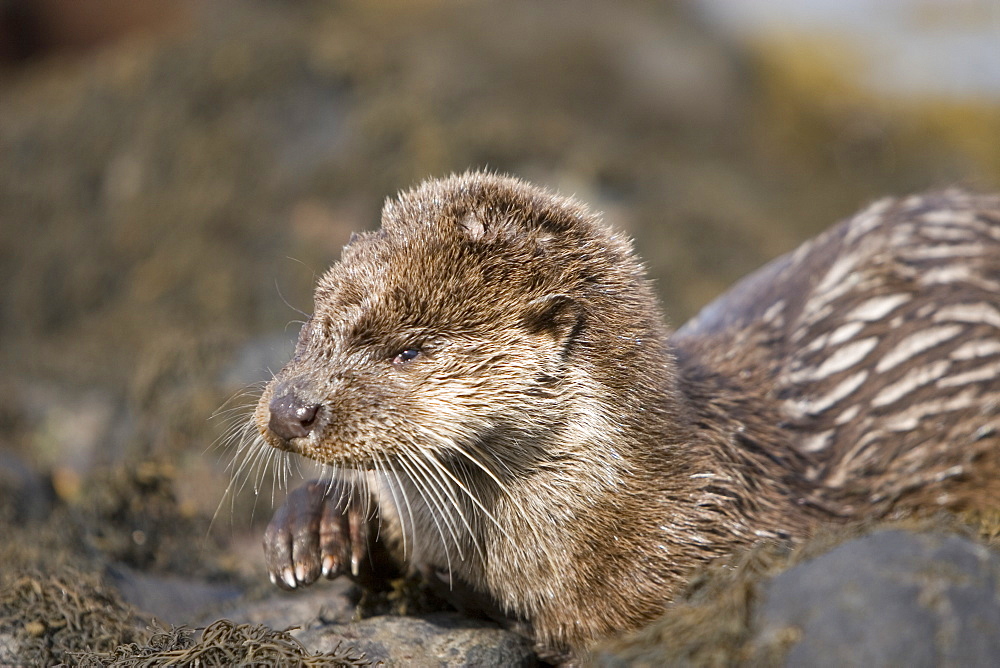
[255,173,1000,651]
[674,190,1000,517]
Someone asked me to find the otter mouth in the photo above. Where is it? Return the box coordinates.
[263,430,297,453]
[264,428,379,472]
[258,400,381,472]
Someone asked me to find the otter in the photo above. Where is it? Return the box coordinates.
[252,172,1000,653]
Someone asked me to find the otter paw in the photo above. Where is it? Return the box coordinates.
[263,480,370,590]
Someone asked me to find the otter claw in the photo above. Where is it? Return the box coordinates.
[264,480,376,591]
[322,555,336,577]
[265,479,402,592]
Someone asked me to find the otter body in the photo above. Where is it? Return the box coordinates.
[254,174,1000,652]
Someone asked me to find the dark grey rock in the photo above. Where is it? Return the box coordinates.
[753,530,1000,667]
[0,450,54,522]
[212,578,358,629]
[105,563,244,625]
[304,612,536,667]
[0,631,24,666]
[217,579,535,666]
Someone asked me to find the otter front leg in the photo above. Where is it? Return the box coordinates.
[264,480,402,591]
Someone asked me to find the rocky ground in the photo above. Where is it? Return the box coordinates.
[1,0,999,665]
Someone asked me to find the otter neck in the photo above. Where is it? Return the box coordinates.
[450,338,788,647]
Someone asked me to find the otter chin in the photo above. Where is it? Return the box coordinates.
[253,172,1000,654]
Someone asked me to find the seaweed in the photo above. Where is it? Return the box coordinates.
[75,619,371,668]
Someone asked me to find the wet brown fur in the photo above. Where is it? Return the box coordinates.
[255,173,1000,651]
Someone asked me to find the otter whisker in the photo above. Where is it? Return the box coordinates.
[477,436,552,550]
[423,449,517,548]
[387,458,420,560]
[395,451,458,577]
[327,467,370,526]
[315,462,329,491]
[467,439,519,481]
[282,449,295,493]
[254,438,278,495]
[229,420,265,481]
[318,463,338,498]
[207,383,268,470]
[406,448,473,538]
[366,456,387,542]
[409,448,491,564]
[209,402,260,435]
[265,443,287,506]
[210,423,260,532]
[214,380,269,417]
[411,427,510,546]
[372,454,413,558]
[395,450,463,570]
[353,466,373,524]
[223,424,256,482]
[212,407,253,451]
[212,424,281,532]
[291,455,308,488]
[412,424,526,532]
[268,447,281,497]
[216,409,260,470]
[365,468,378,523]
[415,425,511,493]
[232,430,269,496]
[257,441,280,502]
[374,453,414,558]
[397,449,464,545]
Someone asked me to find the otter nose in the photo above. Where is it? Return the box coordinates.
[268,383,321,441]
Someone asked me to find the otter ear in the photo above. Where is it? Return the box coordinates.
[458,211,488,240]
[521,294,584,349]
[458,209,522,242]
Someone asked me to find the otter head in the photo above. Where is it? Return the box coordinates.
[255,172,668,477]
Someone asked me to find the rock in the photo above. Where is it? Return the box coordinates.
[218,579,536,666]
[302,613,536,667]
[104,563,243,625]
[0,450,55,523]
[751,530,1000,666]
[0,630,25,666]
[216,579,358,630]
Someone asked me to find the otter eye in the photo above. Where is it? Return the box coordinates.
[392,348,421,366]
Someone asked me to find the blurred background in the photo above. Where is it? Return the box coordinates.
[0,0,998,594]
